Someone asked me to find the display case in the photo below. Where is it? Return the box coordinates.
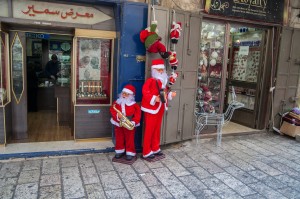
[11,33,24,104]
[226,31,263,111]
[0,31,9,106]
[75,37,112,105]
[196,21,226,113]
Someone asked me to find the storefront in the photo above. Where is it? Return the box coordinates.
[196,0,289,130]
[0,0,148,146]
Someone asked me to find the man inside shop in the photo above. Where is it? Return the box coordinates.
[45,54,60,80]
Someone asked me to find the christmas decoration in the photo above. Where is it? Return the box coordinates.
[140,21,170,59]
[170,22,182,44]
[169,71,178,85]
[168,51,178,70]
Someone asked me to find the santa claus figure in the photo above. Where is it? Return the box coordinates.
[140,21,170,59]
[110,84,141,161]
[170,22,182,44]
[141,59,177,159]
[169,51,178,70]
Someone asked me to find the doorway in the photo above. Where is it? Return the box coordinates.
[10,31,73,143]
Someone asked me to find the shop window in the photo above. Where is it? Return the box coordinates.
[196,21,226,113]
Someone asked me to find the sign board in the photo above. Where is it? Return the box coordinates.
[0,0,9,17]
[238,46,249,55]
[12,0,112,25]
[88,109,101,114]
[204,0,289,25]
[25,32,50,39]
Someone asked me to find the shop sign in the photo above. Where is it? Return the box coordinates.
[25,32,50,39]
[204,0,289,25]
[0,0,9,17]
[12,0,112,25]
[88,109,101,114]
[238,46,249,55]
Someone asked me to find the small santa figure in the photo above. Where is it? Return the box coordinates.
[169,51,178,70]
[140,21,170,59]
[170,22,182,44]
[169,71,178,85]
[110,84,141,161]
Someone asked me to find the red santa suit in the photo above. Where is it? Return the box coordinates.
[141,59,174,157]
[110,85,141,156]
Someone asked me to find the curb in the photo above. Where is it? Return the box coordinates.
[199,130,265,139]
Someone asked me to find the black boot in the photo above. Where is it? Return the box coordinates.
[115,153,124,159]
[126,155,134,161]
[154,151,164,156]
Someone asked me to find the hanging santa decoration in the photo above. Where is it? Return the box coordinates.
[168,51,178,70]
[169,71,179,85]
[170,22,182,44]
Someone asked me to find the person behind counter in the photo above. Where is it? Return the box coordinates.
[45,54,60,80]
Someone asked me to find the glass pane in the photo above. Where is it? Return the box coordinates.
[196,21,225,113]
[76,38,112,104]
[231,31,262,83]
[0,32,8,105]
[11,33,24,103]
[228,86,256,110]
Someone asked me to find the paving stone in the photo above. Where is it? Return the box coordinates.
[277,187,300,199]
[132,159,151,174]
[248,169,269,179]
[179,175,207,192]
[78,155,94,168]
[144,159,164,169]
[268,162,300,179]
[162,156,190,177]
[18,169,40,184]
[14,182,38,199]
[224,166,258,184]
[93,155,114,173]
[243,193,265,199]
[125,181,153,199]
[214,172,256,196]
[0,184,14,199]
[0,177,17,187]
[270,156,300,172]
[238,140,275,156]
[40,174,61,186]
[152,167,178,187]
[166,183,196,199]
[274,174,300,189]
[42,158,60,174]
[205,154,231,168]
[248,182,288,199]
[0,162,22,178]
[188,166,212,179]
[260,176,287,189]
[224,155,256,172]
[171,151,198,168]
[62,167,85,199]
[115,167,140,183]
[201,177,243,199]
[60,156,78,168]
[80,166,100,184]
[100,171,123,190]
[140,172,161,187]
[105,188,130,199]
[85,183,106,199]
[250,161,282,176]
[23,160,41,171]
[193,189,221,199]
[194,156,224,174]
[39,185,61,199]
[148,185,173,199]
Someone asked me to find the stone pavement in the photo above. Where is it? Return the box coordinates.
[1,132,300,199]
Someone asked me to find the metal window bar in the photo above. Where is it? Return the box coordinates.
[194,86,244,146]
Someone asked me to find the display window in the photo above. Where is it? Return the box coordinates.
[74,35,113,105]
[0,31,9,105]
[196,21,226,113]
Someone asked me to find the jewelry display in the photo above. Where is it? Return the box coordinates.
[76,80,107,99]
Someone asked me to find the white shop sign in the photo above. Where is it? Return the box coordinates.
[0,0,9,17]
[12,0,111,25]
[238,46,249,56]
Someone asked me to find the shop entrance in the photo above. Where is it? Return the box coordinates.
[9,30,73,143]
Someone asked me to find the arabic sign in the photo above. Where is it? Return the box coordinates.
[204,0,289,24]
[238,46,249,56]
[12,0,112,25]
[25,32,50,39]
[0,0,9,17]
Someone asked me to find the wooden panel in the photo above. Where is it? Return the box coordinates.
[75,106,111,139]
[181,88,196,140]
[0,107,4,144]
[232,109,255,128]
[55,86,71,126]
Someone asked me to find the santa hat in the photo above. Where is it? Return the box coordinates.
[151,59,165,70]
[171,22,182,31]
[122,84,136,95]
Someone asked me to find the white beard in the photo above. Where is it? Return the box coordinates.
[116,94,135,105]
[152,69,168,88]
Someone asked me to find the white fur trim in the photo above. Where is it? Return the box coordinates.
[141,102,162,114]
[150,95,156,106]
[152,64,165,69]
[143,151,153,158]
[115,149,125,153]
[152,20,157,24]
[168,92,173,100]
[165,103,168,111]
[110,118,120,127]
[135,123,140,127]
[122,88,133,95]
[153,149,161,154]
[121,103,126,115]
[126,151,136,156]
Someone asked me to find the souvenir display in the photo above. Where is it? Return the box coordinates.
[196,22,225,113]
[75,38,112,104]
